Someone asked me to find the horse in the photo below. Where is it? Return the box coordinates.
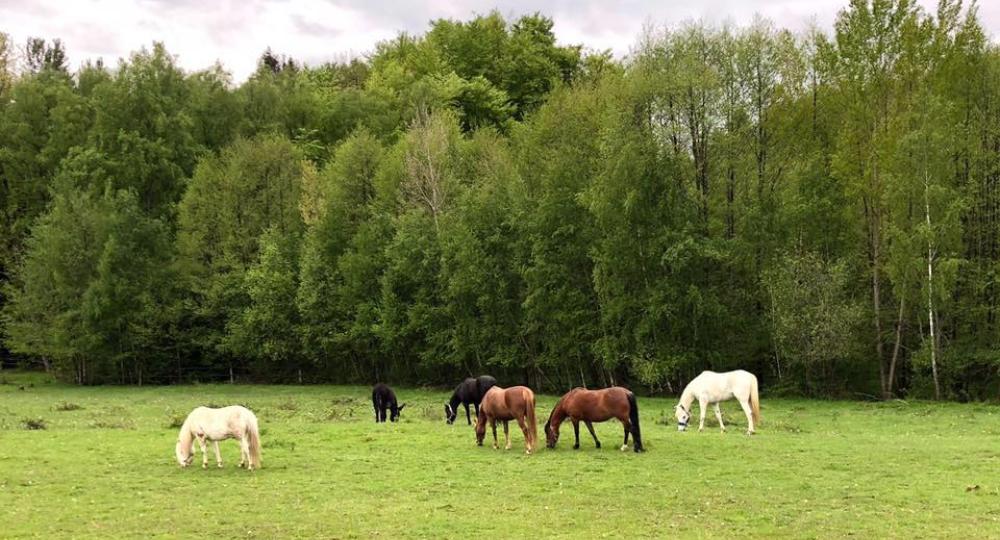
[475,386,538,454]
[372,383,405,423]
[445,375,497,425]
[674,370,761,434]
[175,405,262,470]
[544,387,644,453]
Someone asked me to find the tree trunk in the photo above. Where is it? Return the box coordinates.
[925,174,941,400]
[887,296,905,397]
[868,204,888,398]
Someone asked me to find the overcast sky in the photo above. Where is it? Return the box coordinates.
[3,0,998,82]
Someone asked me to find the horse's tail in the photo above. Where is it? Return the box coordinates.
[750,375,761,426]
[247,414,262,469]
[627,391,644,452]
[525,389,538,451]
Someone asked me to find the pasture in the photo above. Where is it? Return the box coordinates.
[1,371,998,538]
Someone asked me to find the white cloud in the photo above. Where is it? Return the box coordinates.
[2,0,997,82]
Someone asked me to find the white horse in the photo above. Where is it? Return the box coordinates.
[674,370,760,434]
[175,405,262,470]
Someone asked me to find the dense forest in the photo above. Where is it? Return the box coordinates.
[1,0,999,399]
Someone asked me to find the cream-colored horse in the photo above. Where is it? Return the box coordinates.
[175,406,262,470]
[674,370,760,434]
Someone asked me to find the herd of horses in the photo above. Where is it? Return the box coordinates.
[175,370,761,468]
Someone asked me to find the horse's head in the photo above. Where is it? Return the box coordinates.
[444,403,456,424]
[675,404,690,432]
[390,403,405,422]
[474,416,486,446]
[175,438,194,467]
[544,413,559,448]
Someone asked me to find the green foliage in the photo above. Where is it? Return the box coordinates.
[3,5,1000,398]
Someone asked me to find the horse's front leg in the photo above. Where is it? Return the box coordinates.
[572,420,580,450]
[196,434,209,469]
[714,403,726,433]
[490,419,498,449]
[698,399,708,432]
[466,404,472,426]
[213,441,223,468]
[584,421,601,449]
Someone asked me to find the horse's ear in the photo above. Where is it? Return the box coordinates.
[398,403,406,411]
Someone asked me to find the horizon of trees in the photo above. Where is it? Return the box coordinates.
[2,1,1000,400]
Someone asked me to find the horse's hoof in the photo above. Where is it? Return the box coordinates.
[595,443,601,449]
[202,464,207,469]
[620,444,628,452]
[573,444,579,450]
[217,463,223,468]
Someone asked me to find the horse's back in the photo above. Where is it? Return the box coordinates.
[482,385,533,417]
[187,405,255,439]
[692,369,756,399]
[563,387,630,421]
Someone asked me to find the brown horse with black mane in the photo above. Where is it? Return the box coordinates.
[475,386,538,454]
[544,387,644,452]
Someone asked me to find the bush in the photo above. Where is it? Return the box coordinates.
[22,418,47,430]
[164,412,186,429]
[54,401,83,411]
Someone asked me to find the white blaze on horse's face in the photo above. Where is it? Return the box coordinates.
[175,439,190,467]
[675,406,689,432]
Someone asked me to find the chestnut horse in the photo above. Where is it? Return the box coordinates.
[544,387,644,452]
[475,386,538,454]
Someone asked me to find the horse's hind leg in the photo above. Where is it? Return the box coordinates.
[490,419,499,449]
[239,437,251,470]
[515,416,531,454]
[503,420,512,450]
[572,420,580,450]
[621,422,630,451]
[714,403,726,433]
[584,421,601,449]
[213,441,223,468]
[466,404,472,426]
[738,397,755,435]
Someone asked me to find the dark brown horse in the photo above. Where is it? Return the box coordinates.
[475,386,538,454]
[544,387,644,452]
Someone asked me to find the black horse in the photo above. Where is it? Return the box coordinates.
[372,383,405,423]
[445,375,497,425]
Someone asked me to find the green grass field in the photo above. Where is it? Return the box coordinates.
[1,371,999,539]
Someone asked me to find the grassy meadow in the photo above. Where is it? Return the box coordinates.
[1,370,999,538]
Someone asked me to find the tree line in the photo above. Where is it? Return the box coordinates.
[2,1,999,399]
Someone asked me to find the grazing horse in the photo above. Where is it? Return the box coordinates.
[475,386,538,454]
[544,387,644,453]
[175,405,262,470]
[674,370,761,434]
[372,383,405,423]
[445,375,497,425]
